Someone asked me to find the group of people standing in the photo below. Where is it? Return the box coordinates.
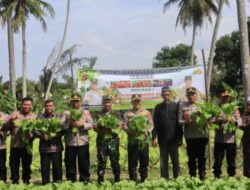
[0,85,249,184]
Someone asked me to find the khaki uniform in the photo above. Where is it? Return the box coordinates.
[0,112,9,182]
[213,107,242,178]
[62,108,93,182]
[123,108,153,182]
[178,101,208,179]
[178,102,208,139]
[63,109,93,146]
[4,111,37,183]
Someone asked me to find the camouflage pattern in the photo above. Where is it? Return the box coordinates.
[95,111,121,180]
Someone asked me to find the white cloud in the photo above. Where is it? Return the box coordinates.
[0,0,250,81]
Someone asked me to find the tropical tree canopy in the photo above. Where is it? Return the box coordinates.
[163,0,217,30]
[153,43,197,68]
[0,0,55,31]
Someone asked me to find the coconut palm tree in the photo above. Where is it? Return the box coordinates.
[56,44,95,92]
[236,0,250,101]
[45,0,70,100]
[163,0,217,65]
[0,2,16,100]
[0,0,55,98]
[207,0,229,96]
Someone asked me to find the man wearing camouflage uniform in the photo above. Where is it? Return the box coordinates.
[0,112,9,182]
[94,95,121,183]
[122,94,153,182]
[63,93,93,182]
[178,87,208,180]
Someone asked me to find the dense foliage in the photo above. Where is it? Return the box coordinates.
[0,177,249,189]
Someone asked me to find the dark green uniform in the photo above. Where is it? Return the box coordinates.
[95,111,121,182]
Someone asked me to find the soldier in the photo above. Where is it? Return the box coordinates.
[34,99,64,184]
[63,93,93,182]
[3,97,37,184]
[122,94,153,182]
[240,97,250,177]
[213,90,242,178]
[94,95,121,183]
[178,87,208,180]
[0,112,9,182]
[152,87,182,179]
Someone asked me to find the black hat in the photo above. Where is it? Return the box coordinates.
[102,95,112,101]
[186,87,197,94]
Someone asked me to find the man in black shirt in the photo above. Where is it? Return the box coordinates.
[34,99,64,184]
[152,87,182,179]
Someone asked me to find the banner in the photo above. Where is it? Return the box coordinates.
[77,65,205,110]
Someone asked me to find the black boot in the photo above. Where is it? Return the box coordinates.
[98,176,104,184]
[114,175,120,182]
[23,179,29,184]
[13,180,19,184]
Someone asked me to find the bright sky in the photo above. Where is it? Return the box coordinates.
[0,0,250,82]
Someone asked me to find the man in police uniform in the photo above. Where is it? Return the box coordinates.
[94,95,121,183]
[178,87,208,180]
[122,94,153,182]
[3,97,37,184]
[0,112,9,182]
[213,90,242,178]
[63,93,93,182]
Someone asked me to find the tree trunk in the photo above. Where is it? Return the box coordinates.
[207,0,224,96]
[7,18,16,99]
[236,0,250,102]
[22,24,27,98]
[191,24,196,66]
[70,52,75,92]
[45,0,70,100]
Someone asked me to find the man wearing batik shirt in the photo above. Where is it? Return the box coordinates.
[63,93,93,182]
[3,97,37,184]
[0,112,9,182]
[34,99,64,184]
[122,94,153,183]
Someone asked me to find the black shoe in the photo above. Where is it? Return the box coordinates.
[98,176,104,184]
[13,180,19,184]
[214,174,220,178]
[141,177,147,183]
[23,180,29,184]
[114,175,120,182]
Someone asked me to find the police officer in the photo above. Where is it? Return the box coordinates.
[122,94,153,182]
[34,99,64,184]
[3,97,37,184]
[63,93,93,182]
[0,112,9,182]
[213,90,242,178]
[178,87,208,180]
[94,95,121,183]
